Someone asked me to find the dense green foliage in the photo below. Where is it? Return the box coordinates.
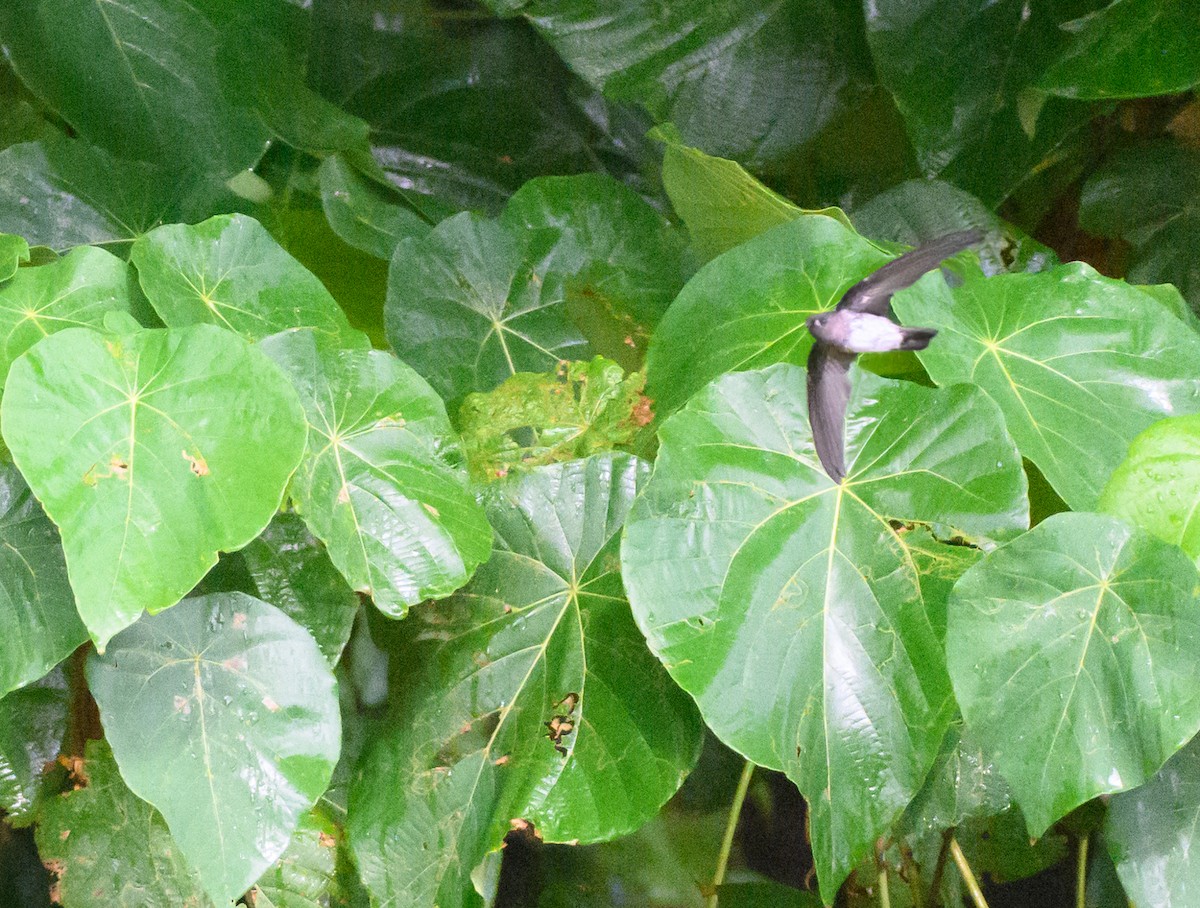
[0,2,1197,907]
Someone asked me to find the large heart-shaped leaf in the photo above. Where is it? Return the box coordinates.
[386,212,589,404]
[1105,732,1200,907]
[350,454,703,908]
[645,216,893,418]
[894,262,1200,510]
[0,463,83,697]
[131,214,358,344]
[317,154,430,261]
[261,329,492,618]
[621,364,1027,902]
[1,324,307,649]
[87,592,341,906]
[34,739,213,907]
[947,512,1200,836]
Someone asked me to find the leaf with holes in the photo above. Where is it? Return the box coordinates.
[350,454,703,908]
[621,364,1027,902]
[131,214,358,343]
[1,323,307,649]
[947,512,1200,836]
[260,329,492,618]
[87,593,341,906]
[386,212,589,404]
[895,263,1200,510]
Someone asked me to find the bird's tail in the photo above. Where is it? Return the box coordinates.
[898,327,937,350]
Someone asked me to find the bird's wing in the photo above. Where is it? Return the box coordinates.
[838,229,984,315]
[807,342,856,482]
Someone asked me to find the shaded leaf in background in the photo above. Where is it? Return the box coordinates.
[864,0,1096,206]
[457,357,648,483]
[261,329,492,618]
[0,138,237,253]
[645,216,894,418]
[386,212,588,404]
[947,512,1200,836]
[0,463,83,697]
[482,0,873,170]
[1080,141,1200,307]
[894,263,1200,510]
[1039,0,1200,100]
[0,667,66,826]
[1104,733,1200,908]
[622,365,1027,902]
[317,154,430,261]
[251,809,339,908]
[1,324,307,649]
[350,454,703,908]
[1100,414,1200,565]
[849,178,1059,275]
[131,214,358,344]
[87,593,341,906]
[0,233,29,281]
[34,739,213,908]
[656,130,851,264]
[501,173,688,367]
[241,513,359,666]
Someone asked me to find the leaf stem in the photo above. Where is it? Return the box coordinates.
[1076,834,1089,908]
[878,866,891,908]
[706,759,755,908]
[928,829,954,907]
[950,838,990,908]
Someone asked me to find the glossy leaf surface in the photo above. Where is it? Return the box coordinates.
[0,667,67,826]
[241,513,359,666]
[88,593,341,906]
[0,463,83,697]
[35,739,213,908]
[251,809,339,908]
[386,212,588,404]
[894,263,1200,510]
[1100,415,1200,565]
[131,214,357,343]
[947,512,1200,835]
[317,154,429,261]
[622,364,1027,901]
[1,324,307,648]
[261,330,492,617]
[1105,733,1200,907]
[0,233,29,281]
[350,454,703,908]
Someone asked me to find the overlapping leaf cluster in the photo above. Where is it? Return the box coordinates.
[0,1,1197,907]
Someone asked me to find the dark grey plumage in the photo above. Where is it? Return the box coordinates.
[805,230,984,482]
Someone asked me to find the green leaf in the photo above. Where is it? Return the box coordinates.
[0,232,29,282]
[864,0,1095,205]
[0,137,236,252]
[1105,733,1200,908]
[1079,141,1200,308]
[34,739,214,908]
[1100,415,1200,565]
[386,212,589,404]
[457,357,649,483]
[0,667,67,826]
[260,329,492,618]
[0,463,84,697]
[947,512,1200,836]
[657,132,850,264]
[350,454,703,908]
[87,592,341,906]
[241,514,359,666]
[1,324,307,649]
[621,364,1027,902]
[317,155,429,261]
[894,263,1200,510]
[645,216,894,418]
[501,173,689,365]
[1039,0,1200,100]
[251,809,339,908]
[481,0,872,168]
[131,214,358,344]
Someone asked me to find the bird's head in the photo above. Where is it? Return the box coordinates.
[806,312,830,332]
